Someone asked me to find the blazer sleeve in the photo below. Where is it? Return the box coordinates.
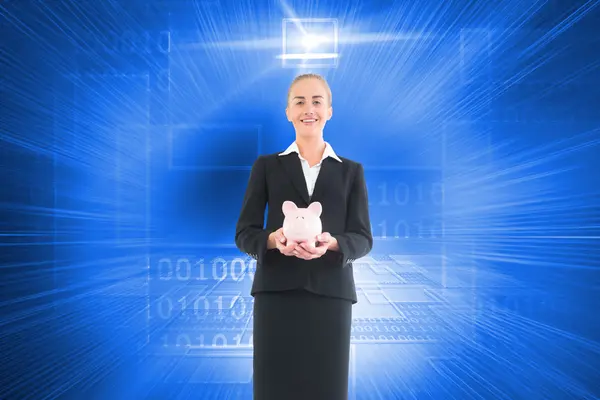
[333,163,374,266]
[235,155,272,264]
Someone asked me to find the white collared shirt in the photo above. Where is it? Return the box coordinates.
[279,141,342,197]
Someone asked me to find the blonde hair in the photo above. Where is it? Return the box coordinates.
[287,73,332,106]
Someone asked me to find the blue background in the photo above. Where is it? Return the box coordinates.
[1,0,599,399]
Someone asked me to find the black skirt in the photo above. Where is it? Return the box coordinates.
[252,289,353,400]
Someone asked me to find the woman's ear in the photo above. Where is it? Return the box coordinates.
[285,107,291,122]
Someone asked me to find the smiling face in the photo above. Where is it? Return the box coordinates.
[286,77,333,138]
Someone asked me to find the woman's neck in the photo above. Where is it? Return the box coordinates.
[295,136,326,165]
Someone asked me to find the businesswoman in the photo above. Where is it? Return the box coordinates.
[235,73,373,400]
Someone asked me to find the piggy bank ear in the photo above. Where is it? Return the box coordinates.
[282,201,297,217]
[307,202,322,217]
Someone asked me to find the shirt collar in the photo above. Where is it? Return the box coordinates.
[278,141,342,163]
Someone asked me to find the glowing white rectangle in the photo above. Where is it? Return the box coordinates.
[277,53,339,60]
[281,18,339,68]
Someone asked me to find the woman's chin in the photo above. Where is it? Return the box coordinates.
[297,127,322,136]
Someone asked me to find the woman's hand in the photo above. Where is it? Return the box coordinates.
[268,228,298,256]
[293,232,338,260]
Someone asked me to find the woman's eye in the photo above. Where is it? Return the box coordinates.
[314,101,320,105]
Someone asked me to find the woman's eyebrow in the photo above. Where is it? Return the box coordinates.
[293,95,324,100]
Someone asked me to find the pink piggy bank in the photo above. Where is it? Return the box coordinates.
[282,201,323,246]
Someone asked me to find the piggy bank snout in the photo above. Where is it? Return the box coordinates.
[292,216,311,228]
[286,214,320,232]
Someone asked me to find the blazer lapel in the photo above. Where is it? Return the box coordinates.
[278,153,310,205]
[311,157,341,203]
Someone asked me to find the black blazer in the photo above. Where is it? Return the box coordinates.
[234,151,373,304]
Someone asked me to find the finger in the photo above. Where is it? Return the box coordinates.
[289,246,304,258]
[317,233,331,242]
[294,252,310,260]
[283,242,297,255]
[274,232,286,244]
[279,229,288,242]
[305,243,322,255]
[312,244,327,256]
[276,243,288,253]
[277,238,293,252]
[308,244,325,255]
[294,246,315,259]
[299,242,316,253]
